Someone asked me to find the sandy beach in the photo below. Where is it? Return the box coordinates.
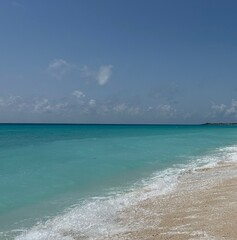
[104,161,237,240]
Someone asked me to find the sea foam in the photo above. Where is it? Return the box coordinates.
[15,169,182,240]
[15,144,237,240]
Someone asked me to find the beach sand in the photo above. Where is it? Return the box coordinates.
[104,161,237,240]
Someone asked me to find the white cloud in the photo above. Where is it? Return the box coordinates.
[72,90,85,99]
[34,99,52,113]
[147,106,154,112]
[210,100,237,119]
[79,64,114,86]
[0,94,182,123]
[113,103,127,113]
[80,65,94,78]
[211,103,226,113]
[127,106,140,115]
[33,99,70,114]
[48,59,72,79]
[112,103,141,116]
[96,65,113,85]
[157,104,176,117]
[54,102,69,111]
[0,96,28,112]
[88,99,96,107]
[225,100,237,116]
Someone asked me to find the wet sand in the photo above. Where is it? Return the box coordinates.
[106,162,237,239]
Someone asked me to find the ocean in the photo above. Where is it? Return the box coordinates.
[0,124,237,240]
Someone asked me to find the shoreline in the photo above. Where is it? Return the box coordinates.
[105,161,237,240]
[13,146,237,240]
[13,162,237,240]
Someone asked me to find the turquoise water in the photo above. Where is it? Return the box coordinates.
[1,124,237,239]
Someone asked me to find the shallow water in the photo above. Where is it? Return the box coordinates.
[0,124,237,239]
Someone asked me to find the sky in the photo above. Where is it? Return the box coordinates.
[1,0,237,123]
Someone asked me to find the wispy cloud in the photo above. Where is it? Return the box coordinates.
[72,90,85,99]
[34,99,51,113]
[80,65,94,79]
[48,59,73,79]
[33,99,70,113]
[88,99,96,107]
[0,96,27,111]
[48,60,113,85]
[0,94,180,123]
[113,103,127,113]
[210,100,237,119]
[156,104,177,117]
[112,103,141,116]
[96,65,113,86]
[211,103,226,114]
[225,100,237,116]
[80,64,113,86]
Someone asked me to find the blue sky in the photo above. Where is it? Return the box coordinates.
[1,0,237,123]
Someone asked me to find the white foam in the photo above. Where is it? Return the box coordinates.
[15,144,237,240]
[15,168,182,240]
